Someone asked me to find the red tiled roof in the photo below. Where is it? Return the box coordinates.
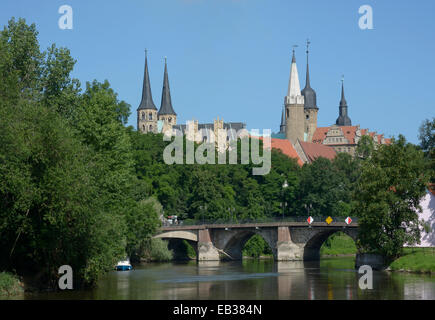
[312,127,330,144]
[256,136,303,166]
[312,126,359,145]
[299,141,337,162]
[339,126,359,144]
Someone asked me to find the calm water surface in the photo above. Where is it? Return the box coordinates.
[25,257,435,300]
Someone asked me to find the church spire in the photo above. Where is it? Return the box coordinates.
[301,39,318,110]
[336,76,352,126]
[340,77,347,106]
[286,45,304,105]
[138,49,157,111]
[305,40,311,88]
[158,57,176,116]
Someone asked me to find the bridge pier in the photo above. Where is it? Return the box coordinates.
[197,229,220,261]
[276,227,304,261]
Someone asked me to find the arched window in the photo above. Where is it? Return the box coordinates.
[141,112,145,120]
[168,117,172,123]
[142,124,145,131]
[149,124,153,132]
[149,113,152,120]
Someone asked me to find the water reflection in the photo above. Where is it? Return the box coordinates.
[23,257,435,300]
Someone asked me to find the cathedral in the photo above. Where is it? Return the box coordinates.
[136,51,246,149]
[137,51,177,135]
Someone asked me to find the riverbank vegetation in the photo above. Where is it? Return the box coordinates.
[0,272,23,297]
[0,18,433,289]
[389,248,435,273]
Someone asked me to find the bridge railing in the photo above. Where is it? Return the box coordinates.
[161,216,358,227]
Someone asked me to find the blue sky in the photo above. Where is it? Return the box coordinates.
[2,0,434,143]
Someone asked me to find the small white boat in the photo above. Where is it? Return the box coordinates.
[115,258,132,271]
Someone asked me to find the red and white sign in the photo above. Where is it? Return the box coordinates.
[345,217,352,225]
[307,216,314,224]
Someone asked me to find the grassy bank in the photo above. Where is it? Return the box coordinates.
[389,248,435,273]
[0,272,24,297]
[320,232,357,256]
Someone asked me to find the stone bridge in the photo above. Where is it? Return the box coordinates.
[154,221,358,261]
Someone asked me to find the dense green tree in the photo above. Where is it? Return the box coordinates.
[0,18,159,288]
[355,135,375,159]
[353,135,429,262]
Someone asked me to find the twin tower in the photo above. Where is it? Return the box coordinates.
[137,51,177,134]
[280,43,351,144]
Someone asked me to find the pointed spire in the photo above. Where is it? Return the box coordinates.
[158,57,176,116]
[138,49,157,111]
[286,45,303,103]
[305,39,311,88]
[336,76,352,126]
[301,39,317,109]
[340,75,347,106]
[291,46,296,63]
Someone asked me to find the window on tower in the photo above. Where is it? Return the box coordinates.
[149,124,153,131]
[142,112,145,120]
[149,113,152,120]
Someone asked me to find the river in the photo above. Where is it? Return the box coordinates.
[23,257,435,300]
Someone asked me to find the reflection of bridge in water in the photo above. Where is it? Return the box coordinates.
[154,218,358,261]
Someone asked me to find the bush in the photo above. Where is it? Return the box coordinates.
[0,272,23,296]
[141,238,173,262]
[243,235,272,258]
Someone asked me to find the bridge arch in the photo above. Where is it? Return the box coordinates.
[220,229,276,260]
[303,228,358,260]
[154,231,198,260]
[154,230,198,242]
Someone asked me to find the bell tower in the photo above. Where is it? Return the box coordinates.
[301,40,319,142]
[285,47,305,144]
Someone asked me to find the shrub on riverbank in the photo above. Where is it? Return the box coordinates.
[140,239,173,262]
[0,272,23,297]
[389,248,435,273]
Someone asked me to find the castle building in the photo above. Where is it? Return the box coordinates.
[137,52,177,134]
[173,118,247,153]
